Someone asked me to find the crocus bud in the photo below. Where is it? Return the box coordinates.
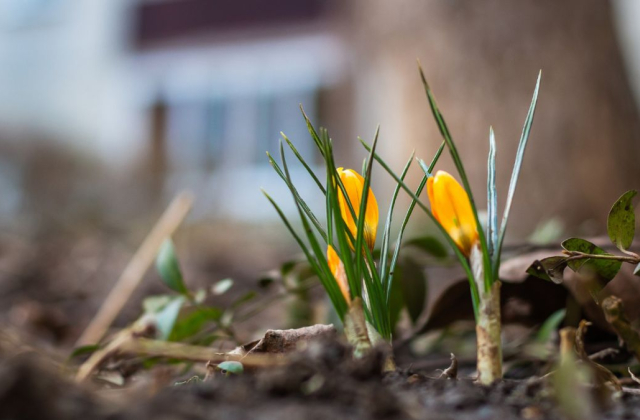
[327,245,351,304]
[427,170,478,257]
[336,168,379,251]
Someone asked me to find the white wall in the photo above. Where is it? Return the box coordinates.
[0,0,142,168]
[613,0,640,113]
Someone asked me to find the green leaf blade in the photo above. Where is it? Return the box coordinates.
[527,256,568,284]
[561,238,622,281]
[154,296,186,340]
[361,138,480,319]
[494,71,541,278]
[487,127,497,256]
[156,239,189,294]
[418,63,494,291]
[379,151,414,290]
[607,190,637,251]
[535,308,566,344]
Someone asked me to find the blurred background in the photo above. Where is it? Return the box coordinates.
[1,0,640,348]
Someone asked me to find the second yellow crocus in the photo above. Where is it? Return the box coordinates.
[427,170,479,257]
[327,245,351,304]
[336,168,379,251]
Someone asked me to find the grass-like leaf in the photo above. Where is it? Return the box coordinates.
[323,133,361,300]
[262,189,347,319]
[494,71,541,278]
[361,138,479,318]
[418,62,493,291]
[278,140,348,316]
[267,150,327,243]
[487,127,497,257]
[322,129,390,338]
[354,126,379,286]
[379,152,414,289]
[300,105,325,158]
[385,141,445,301]
[282,133,326,195]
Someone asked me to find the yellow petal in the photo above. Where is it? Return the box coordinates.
[337,168,379,251]
[427,170,478,256]
[327,245,351,304]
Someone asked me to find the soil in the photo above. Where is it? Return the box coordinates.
[2,338,640,420]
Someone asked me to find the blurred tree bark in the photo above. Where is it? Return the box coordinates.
[345,0,640,239]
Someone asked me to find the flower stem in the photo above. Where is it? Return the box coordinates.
[344,297,396,371]
[344,297,373,358]
[470,245,502,384]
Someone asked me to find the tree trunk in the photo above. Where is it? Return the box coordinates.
[345,0,640,238]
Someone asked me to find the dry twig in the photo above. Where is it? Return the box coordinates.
[601,296,640,362]
[76,192,194,347]
[76,333,286,383]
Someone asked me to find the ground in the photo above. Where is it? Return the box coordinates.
[2,337,640,420]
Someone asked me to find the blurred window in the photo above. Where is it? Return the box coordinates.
[164,88,319,173]
[256,89,318,165]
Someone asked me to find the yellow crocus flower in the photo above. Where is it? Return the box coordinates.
[336,168,379,251]
[327,245,351,304]
[427,170,478,257]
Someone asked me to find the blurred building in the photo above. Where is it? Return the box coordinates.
[0,0,640,237]
[0,0,351,221]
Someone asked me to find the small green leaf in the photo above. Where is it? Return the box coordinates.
[536,309,566,344]
[404,236,448,259]
[528,218,564,245]
[561,238,622,281]
[397,257,428,324]
[155,296,185,340]
[217,361,244,375]
[193,288,207,304]
[156,239,188,294]
[68,344,100,360]
[220,310,234,328]
[212,278,234,295]
[526,256,568,284]
[143,295,173,313]
[607,190,637,251]
[169,307,222,342]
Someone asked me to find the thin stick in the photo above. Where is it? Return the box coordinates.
[76,330,133,382]
[75,333,284,382]
[76,192,194,347]
[119,338,286,366]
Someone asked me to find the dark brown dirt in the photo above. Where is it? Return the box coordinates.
[3,339,640,420]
